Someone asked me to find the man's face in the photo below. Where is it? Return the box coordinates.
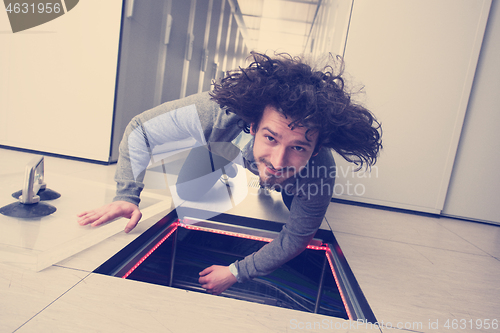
[250,105,319,188]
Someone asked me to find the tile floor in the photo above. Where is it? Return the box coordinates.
[1,147,499,333]
[324,203,500,332]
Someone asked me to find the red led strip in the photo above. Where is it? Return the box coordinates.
[121,219,352,319]
[122,219,328,279]
[307,245,329,251]
[325,248,353,320]
[121,221,180,279]
[179,222,329,251]
[179,222,275,243]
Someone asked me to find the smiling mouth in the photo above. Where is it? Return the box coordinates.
[265,165,293,181]
[265,165,281,176]
[258,158,289,179]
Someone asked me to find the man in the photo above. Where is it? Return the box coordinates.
[77,52,382,295]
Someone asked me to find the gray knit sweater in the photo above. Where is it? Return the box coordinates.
[114,92,336,282]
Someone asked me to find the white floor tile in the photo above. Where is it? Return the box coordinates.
[325,202,485,255]
[56,209,170,272]
[0,263,88,332]
[15,273,382,333]
[437,217,500,259]
[335,232,500,333]
[0,155,167,272]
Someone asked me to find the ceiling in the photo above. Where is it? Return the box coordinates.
[236,0,321,55]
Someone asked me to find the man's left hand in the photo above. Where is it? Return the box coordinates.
[198,265,237,295]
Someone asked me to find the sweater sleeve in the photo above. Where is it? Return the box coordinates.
[234,177,334,282]
[113,94,212,205]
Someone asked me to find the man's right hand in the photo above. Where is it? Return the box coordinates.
[77,201,142,233]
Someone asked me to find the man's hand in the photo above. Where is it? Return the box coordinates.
[77,201,142,233]
[198,265,237,295]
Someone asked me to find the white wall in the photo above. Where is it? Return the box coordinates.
[0,1,123,162]
[442,0,500,225]
[332,0,491,214]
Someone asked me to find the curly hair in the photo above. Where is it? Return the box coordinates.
[210,52,382,169]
